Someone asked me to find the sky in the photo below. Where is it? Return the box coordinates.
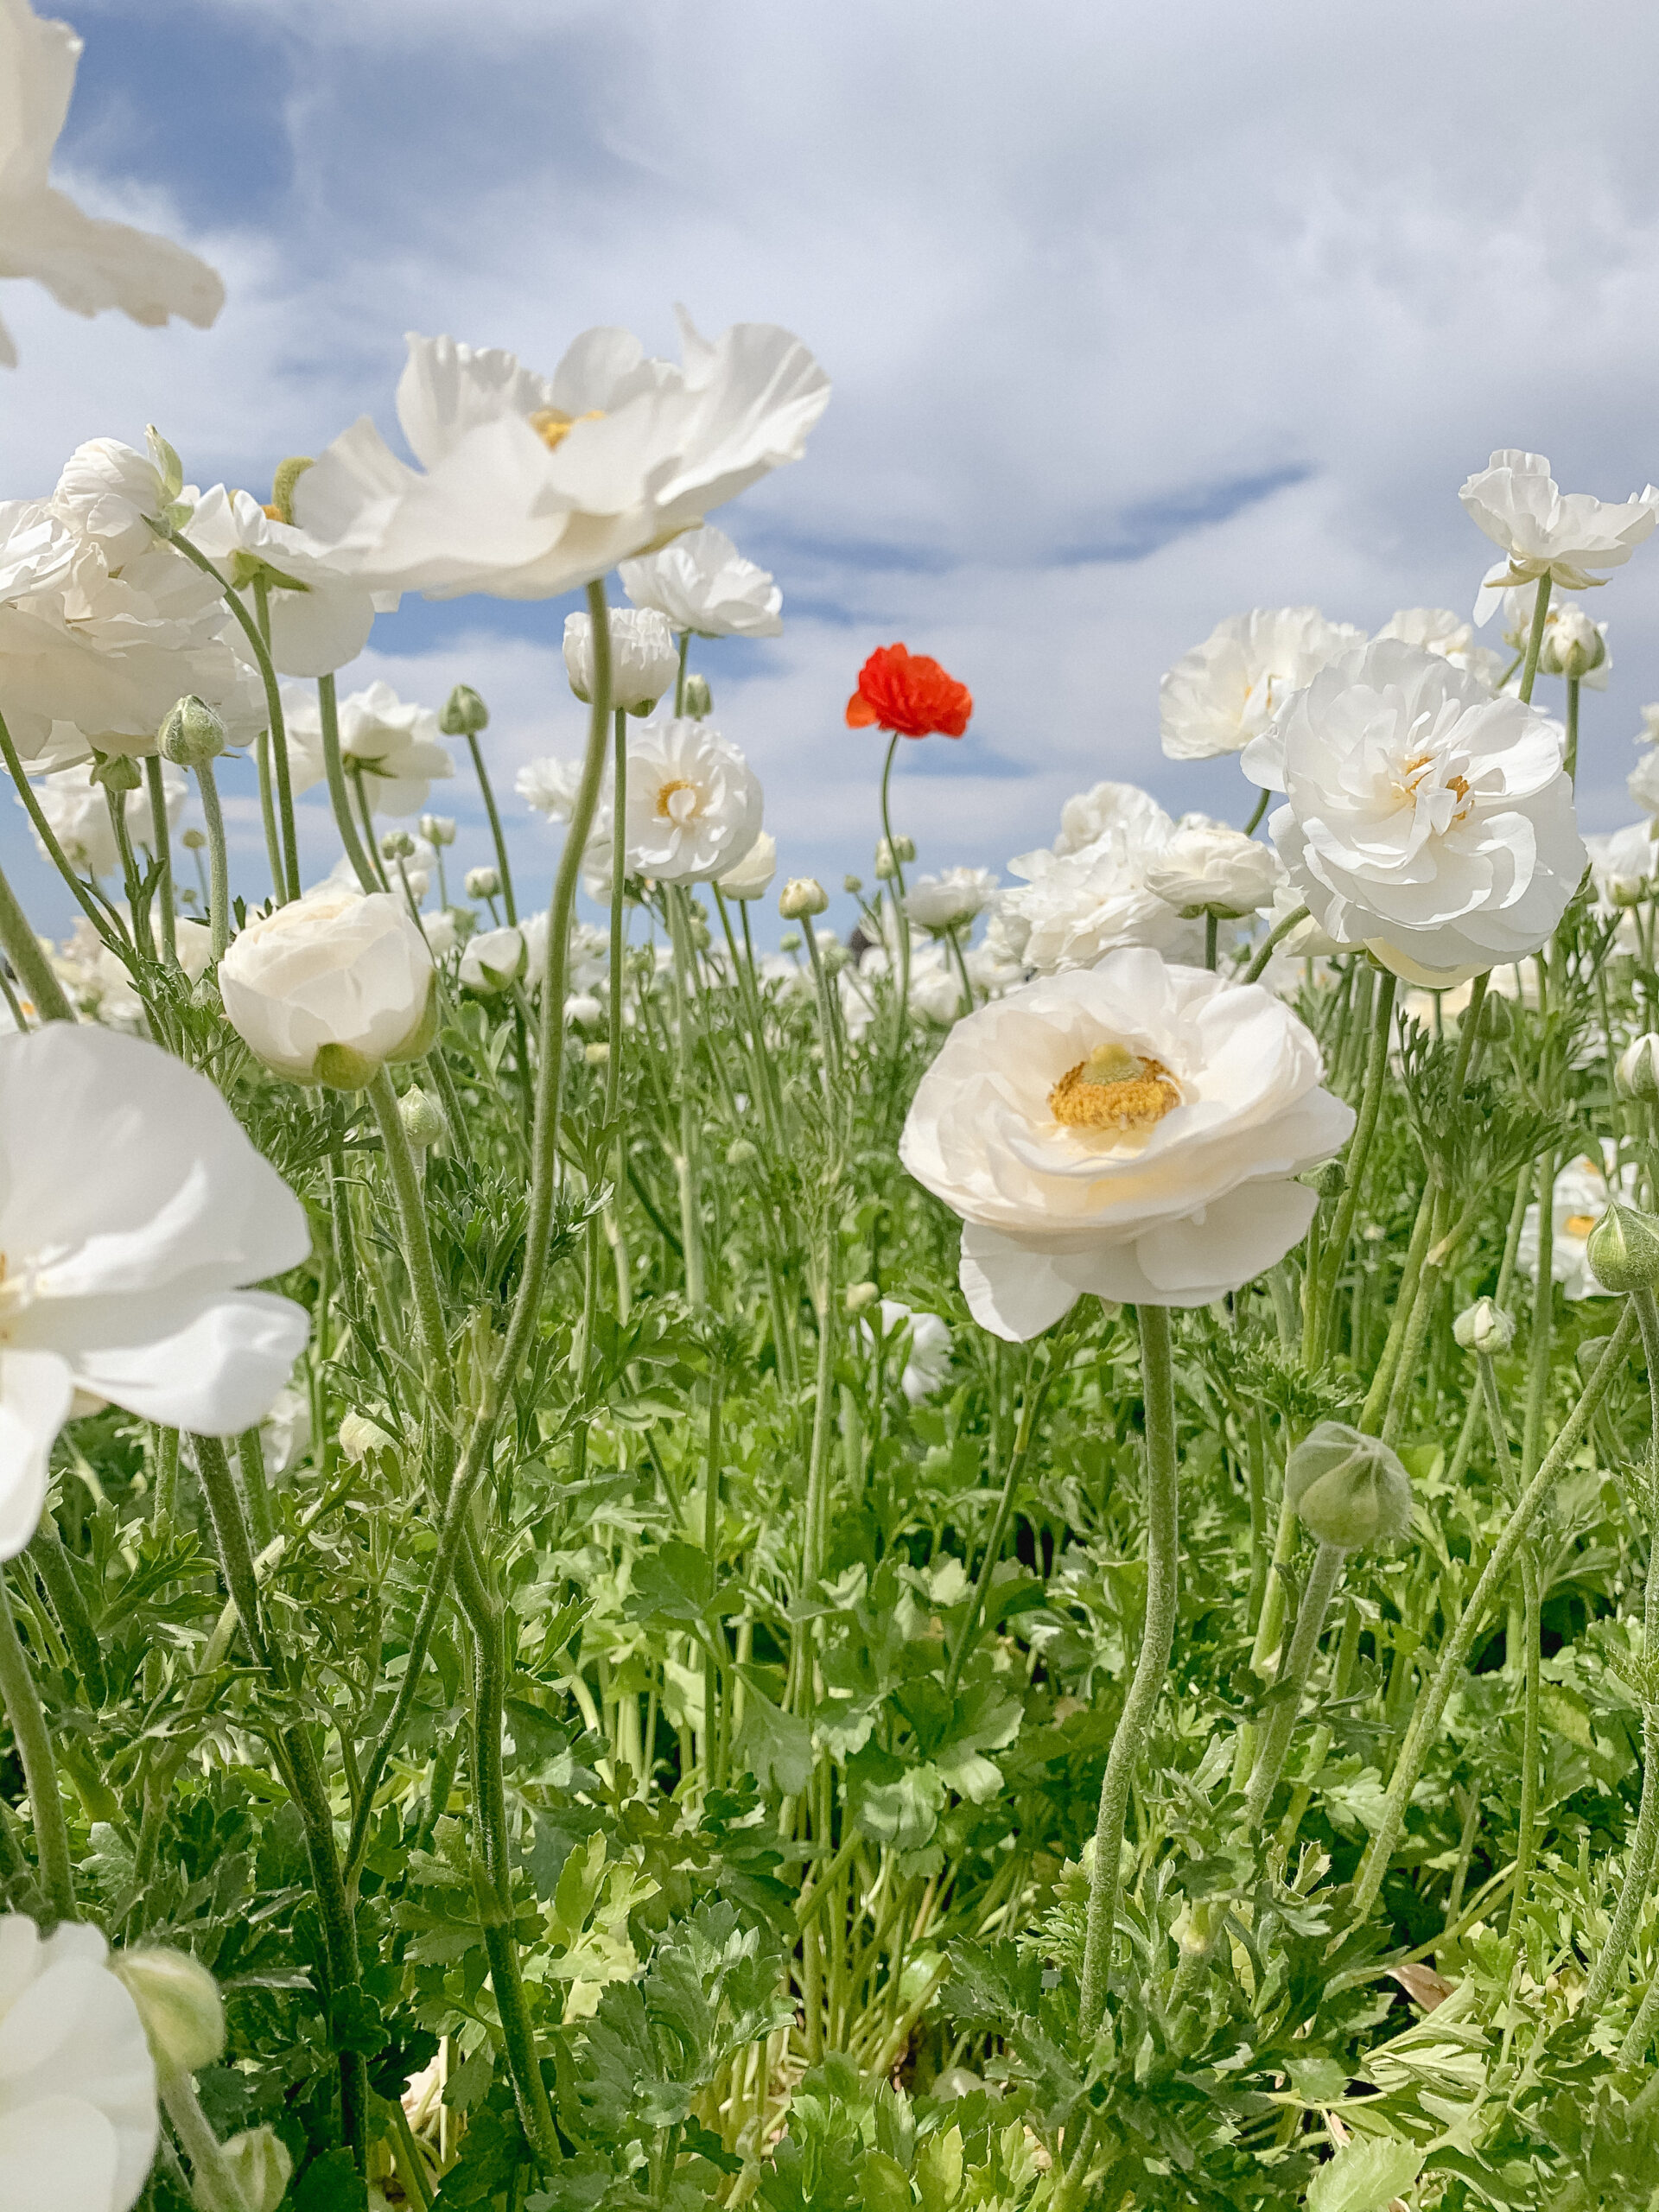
[7,0,1659,939]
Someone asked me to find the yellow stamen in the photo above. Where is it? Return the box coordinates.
[1564,1214,1598,1238]
[1050,1042,1180,1132]
[655,778,697,820]
[527,407,606,453]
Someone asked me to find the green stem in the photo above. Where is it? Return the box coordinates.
[1508,1541,1541,1935]
[0,707,123,950]
[161,2070,254,2212]
[1518,573,1553,707]
[467,730,517,925]
[1309,968,1397,1364]
[318,674,380,894]
[0,1571,76,1920]
[665,887,708,1306]
[0,850,75,1022]
[145,755,178,963]
[367,1068,452,1405]
[1243,786,1270,835]
[1565,673,1580,783]
[1244,904,1307,985]
[238,1427,275,1554]
[674,628,690,717]
[1522,1151,1556,1480]
[254,730,284,901]
[196,759,232,958]
[105,774,151,958]
[1243,1539,1347,1830]
[1204,911,1219,972]
[604,708,628,1121]
[879,733,912,1046]
[349,765,389,887]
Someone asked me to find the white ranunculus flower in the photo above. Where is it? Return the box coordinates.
[460,924,525,994]
[516,754,601,823]
[219,890,436,1088]
[860,1299,953,1403]
[716,829,777,901]
[1257,877,1344,961]
[625,719,762,884]
[1630,748,1659,821]
[295,314,830,601]
[50,435,179,565]
[899,948,1353,1338]
[422,908,460,959]
[1518,1151,1640,1300]
[280,679,453,816]
[0,1026,310,1552]
[563,605,679,713]
[22,758,184,878]
[258,1383,312,1479]
[1463,450,1657,624]
[1159,607,1365,762]
[1244,639,1586,988]
[1143,826,1282,918]
[905,866,1000,933]
[0,1914,158,2208]
[995,797,1204,976]
[1053,779,1177,859]
[187,485,388,678]
[1585,822,1658,911]
[619,523,783,638]
[1376,607,1503,687]
[0,1,222,367]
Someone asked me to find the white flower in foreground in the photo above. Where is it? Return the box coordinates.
[219,890,435,1088]
[905,866,999,933]
[186,484,386,677]
[0,1915,157,2208]
[0,1026,309,1554]
[516,754,601,823]
[22,758,184,878]
[716,829,777,901]
[1159,607,1364,761]
[1143,825,1281,918]
[620,524,784,638]
[1586,822,1658,910]
[460,924,525,994]
[1519,1152,1640,1300]
[0,0,222,367]
[295,313,830,600]
[281,679,453,816]
[563,604,679,713]
[1245,639,1585,988]
[625,719,762,884]
[994,789,1202,975]
[1376,607,1503,687]
[899,948,1352,1338]
[860,1300,953,1403]
[1462,449,1656,624]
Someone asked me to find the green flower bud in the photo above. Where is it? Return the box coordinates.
[146,423,185,500]
[466,865,500,899]
[399,1084,445,1151]
[1300,1158,1346,1200]
[269,454,315,527]
[90,750,143,794]
[1284,1421,1413,1552]
[181,826,207,851]
[843,874,864,894]
[874,836,915,880]
[1586,1203,1659,1294]
[779,931,802,952]
[725,1138,758,1167]
[420,813,456,847]
[583,1040,609,1066]
[380,829,416,861]
[779,877,829,919]
[1618,1035,1659,1104]
[844,1281,880,1314]
[1453,1296,1516,1355]
[223,2128,295,2212]
[440,683,489,736]
[682,671,713,718]
[113,1945,225,2077]
[1477,989,1515,1042]
[339,1412,394,1462]
[159,695,227,768]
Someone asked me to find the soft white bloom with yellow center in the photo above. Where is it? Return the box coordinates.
[905,866,999,933]
[859,1300,953,1403]
[1243,639,1584,988]
[187,484,388,677]
[1159,607,1364,762]
[22,758,184,879]
[296,314,830,601]
[716,829,777,902]
[281,679,453,817]
[0,1025,309,1555]
[1519,1151,1640,1300]
[1144,825,1282,918]
[0,1914,158,2208]
[625,719,762,885]
[993,791,1202,975]
[900,947,1352,1338]
[0,0,222,367]
[219,890,435,1088]
[1376,607,1503,687]
[563,605,679,713]
[620,523,783,638]
[1463,450,1657,624]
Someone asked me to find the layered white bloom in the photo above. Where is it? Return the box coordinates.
[516,754,598,823]
[50,435,181,564]
[22,758,184,878]
[1462,450,1657,624]
[1519,1152,1640,1300]
[1143,826,1281,918]
[619,524,783,638]
[460,925,525,993]
[994,790,1203,975]
[0,1026,310,1553]
[1586,822,1658,910]
[1159,608,1364,761]
[295,313,830,601]
[0,0,223,367]
[716,829,777,901]
[1630,748,1659,821]
[625,719,762,884]
[905,866,999,933]
[899,948,1353,1338]
[1376,607,1503,687]
[1054,779,1179,859]
[422,909,460,959]
[187,485,387,677]
[281,679,453,816]
[860,1300,953,1403]
[563,605,679,712]
[219,891,435,1087]
[0,1915,158,2208]
[1257,876,1344,961]
[1244,639,1585,988]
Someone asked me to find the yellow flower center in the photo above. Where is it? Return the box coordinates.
[655,778,701,823]
[1397,752,1473,821]
[527,407,606,453]
[1049,1041,1181,1132]
[1563,1213,1598,1238]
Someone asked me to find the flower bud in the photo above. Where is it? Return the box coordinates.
[1477,990,1514,1043]
[716,830,777,903]
[1300,1159,1346,1200]
[460,925,524,994]
[874,836,915,879]
[399,1084,445,1152]
[466,865,500,900]
[583,1040,609,1065]
[682,671,713,719]
[158,694,227,768]
[1618,1035,1659,1104]
[1541,606,1607,680]
[1586,1202,1659,1294]
[844,874,864,894]
[779,877,829,919]
[1453,1296,1516,1354]
[439,683,489,736]
[845,1281,880,1314]
[1284,1421,1413,1552]
[90,750,143,794]
[563,607,678,712]
[222,2128,295,2212]
[725,1138,758,1167]
[181,827,207,850]
[420,813,456,847]
[219,893,437,1090]
[380,829,416,861]
[339,1411,394,1461]
[113,1946,225,2077]
[779,931,802,953]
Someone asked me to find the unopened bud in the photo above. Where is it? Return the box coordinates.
[1453,1296,1516,1354]
[1618,1034,1659,1104]
[1300,1159,1346,1200]
[90,751,143,793]
[158,695,226,768]
[1587,1202,1659,1294]
[845,1281,880,1315]
[440,683,489,736]
[1477,990,1514,1043]
[114,1946,225,2078]
[779,877,829,919]
[682,671,713,718]
[779,931,802,953]
[725,1138,758,1167]
[146,424,186,501]
[583,1040,609,1065]
[843,874,864,894]
[380,830,416,861]
[399,1084,445,1151]
[1285,1421,1413,1552]
[874,836,916,880]
[222,2128,295,2212]
[1541,607,1606,681]
[181,827,207,851]
[466,865,500,900]
[339,1412,394,1463]
[420,813,456,847]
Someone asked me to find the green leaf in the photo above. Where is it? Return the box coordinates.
[1305,2134,1425,2212]
[734,1681,814,1796]
[293,2149,368,2212]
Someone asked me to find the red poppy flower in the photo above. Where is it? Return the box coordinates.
[845,643,973,740]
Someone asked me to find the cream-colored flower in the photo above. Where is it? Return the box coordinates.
[1463,449,1657,624]
[716,829,777,901]
[1143,825,1282,918]
[187,484,387,677]
[219,890,435,1088]
[619,524,783,638]
[994,789,1203,974]
[563,605,679,713]
[905,866,999,932]
[1376,607,1503,687]
[281,679,453,817]
[459,924,525,994]
[1585,821,1657,910]
[1159,607,1364,761]
[899,947,1352,1338]
[625,719,762,884]
[296,314,830,600]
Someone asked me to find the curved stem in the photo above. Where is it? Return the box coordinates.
[1507,1540,1541,1935]
[0,850,74,1022]
[105,778,150,958]
[318,675,379,894]
[348,765,389,887]
[1243,786,1270,836]
[367,1069,452,1408]
[1310,967,1396,1365]
[144,756,178,964]
[1244,905,1308,986]
[1243,1538,1346,1830]
[0,707,124,952]
[0,1570,77,1921]
[195,759,232,958]
[467,730,517,925]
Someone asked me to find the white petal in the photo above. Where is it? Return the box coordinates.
[959,1225,1084,1343]
[59,1289,309,1436]
[0,2096,120,2212]
[0,1350,72,1561]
